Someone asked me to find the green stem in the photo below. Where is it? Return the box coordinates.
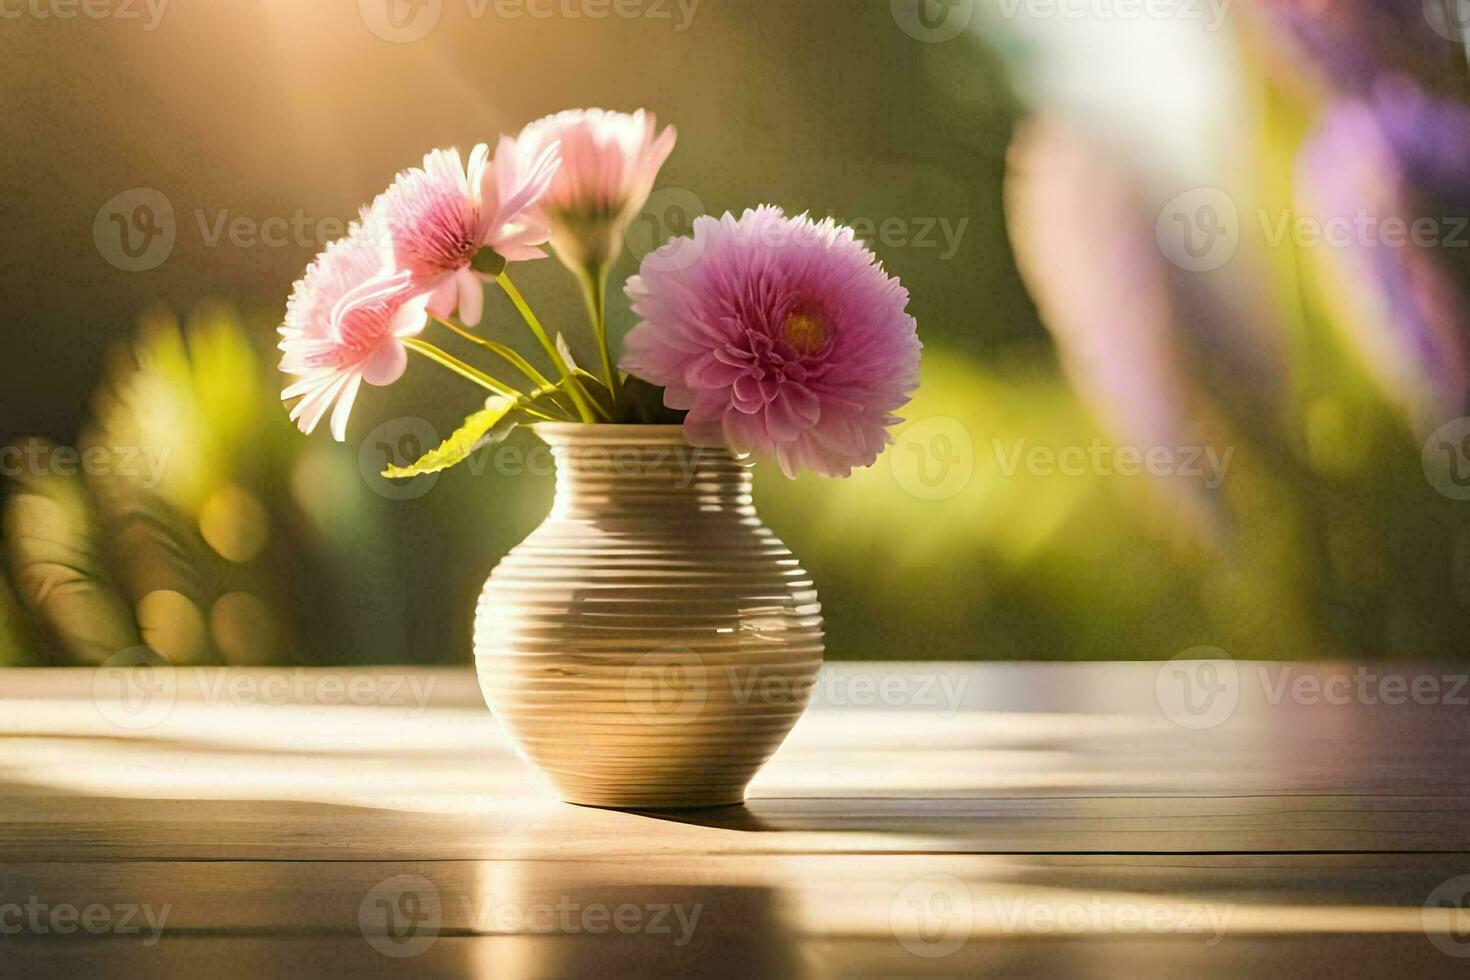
[578,264,619,400]
[495,272,604,423]
[402,337,559,422]
[428,313,555,390]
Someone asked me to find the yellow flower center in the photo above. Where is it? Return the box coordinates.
[783,311,828,354]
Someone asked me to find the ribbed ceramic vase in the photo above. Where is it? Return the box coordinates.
[474,424,824,809]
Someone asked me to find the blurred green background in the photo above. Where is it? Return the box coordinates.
[3,0,1469,666]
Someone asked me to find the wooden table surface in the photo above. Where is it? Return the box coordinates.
[2,661,1469,977]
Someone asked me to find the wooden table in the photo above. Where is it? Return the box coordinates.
[2,661,1469,977]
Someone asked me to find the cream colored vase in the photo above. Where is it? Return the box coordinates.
[474,424,824,809]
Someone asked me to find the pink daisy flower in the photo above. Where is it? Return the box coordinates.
[516,108,676,272]
[371,136,560,327]
[620,206,921,478]
[279,219,430,441]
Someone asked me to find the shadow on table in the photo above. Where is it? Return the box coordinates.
[623,797,1003,836]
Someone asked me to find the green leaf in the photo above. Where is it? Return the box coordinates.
[553,334,616,417]
[571,370,615,417]
[615,376,688,424]
[555,332,581,373]
[3,450,142,664]
[381,397,518,478]
[470,246,506,277]
[0,560,37,666]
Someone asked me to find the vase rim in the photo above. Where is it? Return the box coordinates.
[530,422,723,448]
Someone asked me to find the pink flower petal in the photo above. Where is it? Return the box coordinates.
[279,222,425,436]
[618,205,920,477]
[456,268,484,327]
[516,108,677,270]
[328,373,364,442]
[360,339,407,387]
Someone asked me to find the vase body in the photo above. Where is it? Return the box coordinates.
[474,424,824,808]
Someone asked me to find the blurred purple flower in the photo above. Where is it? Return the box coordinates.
[1370,75,1470,205]
[1246,0,1466,95]
[1297,98,1470,430]
[1005,120,1220,531]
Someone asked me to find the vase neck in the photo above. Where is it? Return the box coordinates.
[536,425,754,519]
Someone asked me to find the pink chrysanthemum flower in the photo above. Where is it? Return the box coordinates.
[279,219,430,441]
[620,206,921,478]
[371,136,560,326]
[516,108,676,272]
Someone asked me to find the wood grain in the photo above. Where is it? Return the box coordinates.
[2,661,1469,976]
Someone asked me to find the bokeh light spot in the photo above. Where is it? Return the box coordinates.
[210,591,278,666]
[198,483,270,562]
[137,589,207,665]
